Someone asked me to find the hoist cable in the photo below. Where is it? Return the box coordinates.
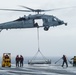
[29,27,49,63]
[37,27,48,60]
[37,27,40,51]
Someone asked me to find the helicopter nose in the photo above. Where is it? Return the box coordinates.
[64,23,67,26]
[62,21,67,26]
[58,21,63,25]
[58,21,67,26]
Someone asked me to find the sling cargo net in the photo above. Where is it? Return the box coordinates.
[28,50,51,65]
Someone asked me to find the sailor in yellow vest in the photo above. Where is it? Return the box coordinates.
[2,53,11,67]
[71,56,76,66]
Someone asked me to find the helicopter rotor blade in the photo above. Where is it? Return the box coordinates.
[19,5,35,11]
[50,6,76,11]
[0,6,76,13]
[39,10,51,12]
[0,9,31,12]
[19,5,51,12]
[19,5,76,12]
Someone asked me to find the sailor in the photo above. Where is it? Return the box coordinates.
[71,56,76,66]
[15,55,19,67]
[34,22,38,27]
[20,55,24,67]
[62,55,68,67]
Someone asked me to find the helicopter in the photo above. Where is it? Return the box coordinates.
[0,6,68,32]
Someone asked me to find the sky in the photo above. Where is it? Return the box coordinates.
[0,0,76,57]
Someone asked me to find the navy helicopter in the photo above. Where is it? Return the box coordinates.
[0,6,68,32]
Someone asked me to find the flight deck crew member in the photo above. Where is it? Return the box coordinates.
[62,55,68,67]
[71,56,76,66]
[15,55,19,67]
[20,55,24,67]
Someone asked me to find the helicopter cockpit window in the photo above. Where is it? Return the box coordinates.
[52,17,57,21]
[15,17,26,21]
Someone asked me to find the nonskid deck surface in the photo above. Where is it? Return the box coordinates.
[0,64,76,75]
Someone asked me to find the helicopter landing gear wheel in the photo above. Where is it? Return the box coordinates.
[44,26,49,31]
